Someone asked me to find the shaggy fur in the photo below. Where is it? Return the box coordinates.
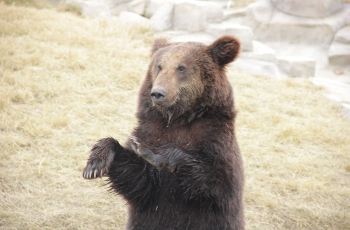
[83,36,244,230]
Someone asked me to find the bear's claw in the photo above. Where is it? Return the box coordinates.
[83,138,117,180]
[83,158,109,179]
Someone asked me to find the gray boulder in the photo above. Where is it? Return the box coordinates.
[127,0,146,15]
[246,0,350,47]
[78,0,112,18]
[232,58,284,78]
[109,0,134,15]
[207,23,253,51]
[240,41,276,62]
[156,30,215,44]
[190,1,224,23]
[328,26,350,67]
[173,2,207,32]
[278,56,316,78]
[271,0,343,18]
[334,26,350,44]
[150,3,174,31]
[145,0,170,18]
[328,43,350,67]
[172,1,223,32]
[118,11,150,28]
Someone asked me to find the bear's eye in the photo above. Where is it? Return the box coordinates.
[157,64,162,72]
[177,65,186,73]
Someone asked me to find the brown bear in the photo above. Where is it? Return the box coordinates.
[83,36,244,230]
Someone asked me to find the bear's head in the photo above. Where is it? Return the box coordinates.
[138,36,240,125]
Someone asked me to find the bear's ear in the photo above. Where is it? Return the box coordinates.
[151,38,170,55]
[207,36,240,67]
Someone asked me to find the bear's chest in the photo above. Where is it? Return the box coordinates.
[135,120,208,151]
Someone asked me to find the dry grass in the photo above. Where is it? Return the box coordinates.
[230,0,256,7]
[0,3,350,230]
[0,0,49,8]
[1,0,83,15]
[56,2,82,16]
[235,76,350,229]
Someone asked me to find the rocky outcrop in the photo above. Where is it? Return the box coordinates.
[246,0,349,47]
[68,0,349,76]
[271,0,343,18]
[278,56,316,78]
[334,26,350,44]
[241,41,276,62]
[207,23,253,51]
[328,26,350,67]
[118,11,150,27]
[172,1,223,32]
[150,3,173,31]
[172,2,207,32]
[62,0,350,116]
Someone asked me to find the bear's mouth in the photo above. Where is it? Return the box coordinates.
[153,95,192,122]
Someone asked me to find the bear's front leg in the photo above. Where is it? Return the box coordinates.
[130,136,183,172]
[83,137,122,179]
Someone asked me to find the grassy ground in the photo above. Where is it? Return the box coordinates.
[0,0,82,15]
[0,3,350,230]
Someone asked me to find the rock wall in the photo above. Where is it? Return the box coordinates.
[67,0,349,78]
[64,0,350,115]
[271,0,343,18]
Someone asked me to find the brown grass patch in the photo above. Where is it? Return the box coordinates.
[0,0,50,8]
[0,3,349,229]
[1,0,82,15]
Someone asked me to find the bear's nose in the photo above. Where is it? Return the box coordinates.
[150,88,166,101]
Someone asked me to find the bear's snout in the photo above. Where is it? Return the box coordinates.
[150,87,166,103]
